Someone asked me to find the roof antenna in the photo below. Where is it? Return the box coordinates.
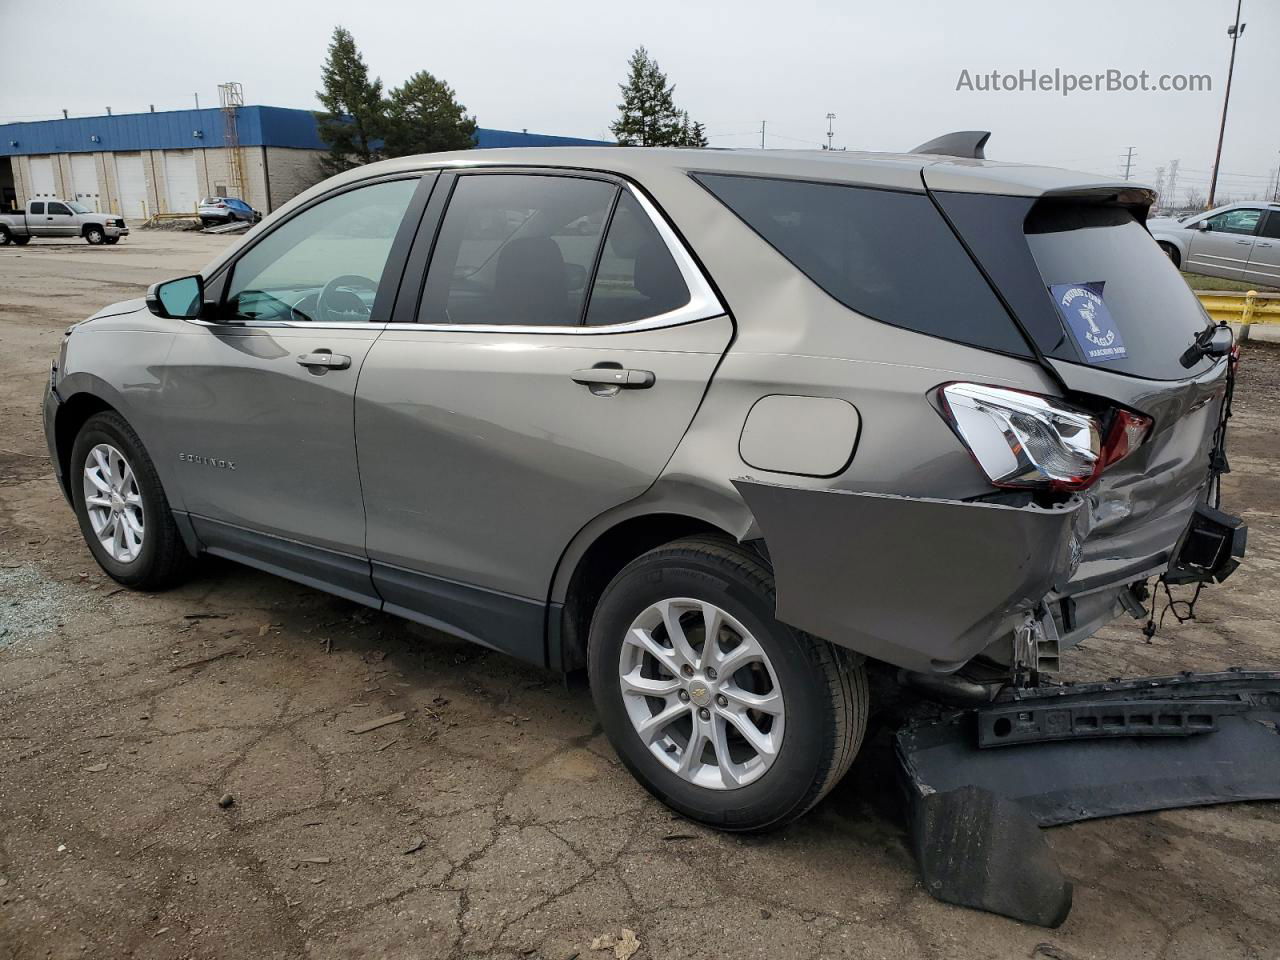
[910,130,990,159]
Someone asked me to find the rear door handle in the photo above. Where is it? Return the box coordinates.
[571,367,655,389]
[297,352,352,370]
[1235,239,1253,245]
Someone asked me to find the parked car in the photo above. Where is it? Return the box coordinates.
[198,196,261,227]
[43,147,1241,830]
[1148,201,1280,286]
[0,199,128,245]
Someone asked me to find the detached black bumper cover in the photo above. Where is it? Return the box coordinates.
[899,671,1280,926]
[733,479,1084,673]
[898,670,1280,826]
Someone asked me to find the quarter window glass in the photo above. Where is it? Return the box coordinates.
[225,178,417,323]
[1258,212,1280,240]
[694,173,1027,355]
[1205,209,1262,235]
[585,192,690,326]
[30,202,44,214]
[48,202,70,215]
[419,174,617,326]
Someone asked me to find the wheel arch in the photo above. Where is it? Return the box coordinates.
[549,484,758,673]
[81,222,104,238]
[53,391,118,500]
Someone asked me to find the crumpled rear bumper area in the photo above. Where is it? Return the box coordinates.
[734,479,1085,673]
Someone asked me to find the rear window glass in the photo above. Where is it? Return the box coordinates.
[693,173,1029,356]
[586,192,690,326]
[1025,203,1213,380]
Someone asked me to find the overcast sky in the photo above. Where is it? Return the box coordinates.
[2,0,1276,201]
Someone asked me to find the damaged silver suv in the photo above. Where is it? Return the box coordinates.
[43,138,1244,831]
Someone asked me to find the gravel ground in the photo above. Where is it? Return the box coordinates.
[1,232,1278,959]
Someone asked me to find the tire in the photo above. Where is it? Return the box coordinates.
[0,226,10,245]
[84,225,105,245]
[12,235,30,245]
[70,411,194,590]
[588,536,868,831]
[1159,242,1181,269]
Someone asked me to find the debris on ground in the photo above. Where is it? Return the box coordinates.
[217,793,236,809]
[590,929,640,960]
[82,762,108,773]
[349,712,407,734]
[401,839,425,855]
[296,856,330,865]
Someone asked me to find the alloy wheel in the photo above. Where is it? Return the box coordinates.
[82,443,145,563]
[618,597,784,789]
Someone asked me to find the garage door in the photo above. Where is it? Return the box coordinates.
[163,150,198,214]
[115,153,147,219]
[30,155,56,199]
[70,153,100,211]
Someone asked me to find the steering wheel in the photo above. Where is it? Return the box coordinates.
[314,274,378,323]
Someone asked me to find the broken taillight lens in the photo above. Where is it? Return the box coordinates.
[936,383,1150,492]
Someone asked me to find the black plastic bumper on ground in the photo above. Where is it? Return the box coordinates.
[897,671,1280,925]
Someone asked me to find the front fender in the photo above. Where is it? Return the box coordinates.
[733,479,1085,673]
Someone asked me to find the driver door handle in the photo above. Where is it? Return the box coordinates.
[571,367,655,389]
[297,352,351,370]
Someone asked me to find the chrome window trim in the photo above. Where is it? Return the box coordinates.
[182,179,725,335]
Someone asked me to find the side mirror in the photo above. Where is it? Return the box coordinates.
[1180,323,1234,368]
[1195,220,1211,231]
[146,274,205,320]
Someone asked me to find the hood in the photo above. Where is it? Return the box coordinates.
[84,297,146,323]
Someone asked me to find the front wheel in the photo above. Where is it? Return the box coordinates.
[85,226,105,245]
[588,537,867,831]
[70,411,194,590]
[0,226,11,245]
[1159,242,1181,269]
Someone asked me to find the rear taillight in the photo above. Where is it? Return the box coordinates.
[1098,408,1152,472]
[935,383,1150,492]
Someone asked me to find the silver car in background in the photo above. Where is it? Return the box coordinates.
[1148,200,1280,285]
[43,146,1240,829]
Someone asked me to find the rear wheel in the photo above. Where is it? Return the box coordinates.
[84,225,105,245]
[12,235,30,245]
[588,536,867,831]
[70,411,193,590]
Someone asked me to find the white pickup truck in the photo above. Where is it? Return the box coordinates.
[0,199,129,246]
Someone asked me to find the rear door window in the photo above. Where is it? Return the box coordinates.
[30,202,44,214]
[419,174,617,327]
[585,192,690,326]
[693,173,1029,355]
[1258,211,1280,240]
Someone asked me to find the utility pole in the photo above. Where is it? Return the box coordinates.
[1209,0,1246,208]
[1121,146,1136,180]
[825,113,836,151]
[1154,166,1166,208]
[1167,159,1181,207]
[1273,154,1280,201]
[194,92,201,110]
[760,121,766,150]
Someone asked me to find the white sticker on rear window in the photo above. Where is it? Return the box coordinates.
[1050,282,1127,363]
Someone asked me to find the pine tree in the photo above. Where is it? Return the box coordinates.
[315,27,386,175]
[384,70,478,157]
[610,47,704,147]
[673,112,709,148]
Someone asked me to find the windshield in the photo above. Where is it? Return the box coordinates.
[67,202,91,214]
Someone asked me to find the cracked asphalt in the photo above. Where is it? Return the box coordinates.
[2,232,1279,959]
